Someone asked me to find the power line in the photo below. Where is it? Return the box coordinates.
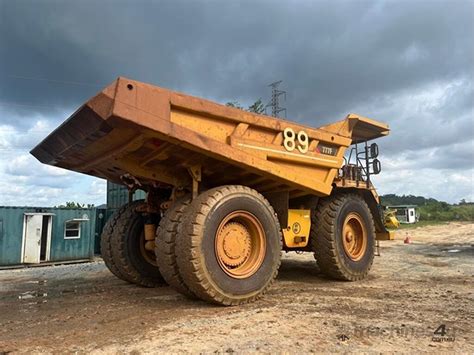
[0,74,106,109]
[4,75,105,88]
[264,80,286,118]
[0,149,35,151]
[0,100,52,109]
[0,129,51,132]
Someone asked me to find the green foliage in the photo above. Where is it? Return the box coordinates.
[397,220,448,229]
[225,101,244,110]
[380,194,474,222]
[380,194,438,206]
[247,99,265,114]
[418,203,474,222]
[55,202,95,209]
[226,99,265,114]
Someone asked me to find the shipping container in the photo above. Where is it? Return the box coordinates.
[0,206,97,267]
[106,181,145,217]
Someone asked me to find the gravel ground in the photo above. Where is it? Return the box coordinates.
[0,222,473,353]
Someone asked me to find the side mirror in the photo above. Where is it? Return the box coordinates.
[369,143,379,159]
[372,159,381,174]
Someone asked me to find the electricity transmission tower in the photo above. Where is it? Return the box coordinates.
[265,80,286,118]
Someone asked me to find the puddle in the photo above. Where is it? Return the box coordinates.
[145,294,185,301]
[408,243,474,258]
[18,291,48,300]
[440,244,473,254]
[60,288,78,295]
[24,280,48,285]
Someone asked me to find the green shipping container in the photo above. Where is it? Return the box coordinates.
[0,206,97,267]
[106,181,145,218]
[90,181,145,255]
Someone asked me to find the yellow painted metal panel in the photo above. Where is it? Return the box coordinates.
[31,77,390,197]
[282,209,311,248]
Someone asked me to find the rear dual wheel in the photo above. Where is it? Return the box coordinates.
[174,186,282,306]
[154,198,194,297]
[101,201,166,287]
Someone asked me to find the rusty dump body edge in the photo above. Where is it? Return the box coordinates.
[31,77,389,198]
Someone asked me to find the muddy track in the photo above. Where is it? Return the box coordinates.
[0,222,473,353]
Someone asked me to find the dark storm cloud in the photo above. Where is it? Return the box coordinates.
[0,0,473,174]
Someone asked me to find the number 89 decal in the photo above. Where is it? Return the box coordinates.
[283,128,309,154]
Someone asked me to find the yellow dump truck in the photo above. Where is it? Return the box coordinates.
[31,77,392,305]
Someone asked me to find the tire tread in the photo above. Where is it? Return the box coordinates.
[311,193,375,281]
[176,185,282,306]
[155,198,194,297]
[109,201,166,287]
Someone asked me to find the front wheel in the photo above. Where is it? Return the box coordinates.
[311,193,375,281]
[176,185,282,306]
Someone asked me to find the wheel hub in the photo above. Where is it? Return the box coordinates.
[139,229,158,266]
[219,222,251,267]
[342,212,367,261]
[215,211,266,279]
[345,232,353,243]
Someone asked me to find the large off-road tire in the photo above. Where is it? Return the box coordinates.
[109,200,166,287]
[100,207,134,283]
[311,193,375,281]
[176,185,282,306]
[155,197,195,297]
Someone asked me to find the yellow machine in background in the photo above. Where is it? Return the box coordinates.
[384,209,400,229]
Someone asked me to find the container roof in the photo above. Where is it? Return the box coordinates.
[0,206,97,211]
[386,205,417,208]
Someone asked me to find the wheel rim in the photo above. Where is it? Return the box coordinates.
[139,229,158,266]
[215,211,266,279]
[342,212,367,261]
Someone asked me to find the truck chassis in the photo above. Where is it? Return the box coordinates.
[32,78,392,305]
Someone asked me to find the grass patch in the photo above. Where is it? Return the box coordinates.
[395,220,449,230]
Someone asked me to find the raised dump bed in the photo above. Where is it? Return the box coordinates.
[32,77,392,306]
[31,77,388,197]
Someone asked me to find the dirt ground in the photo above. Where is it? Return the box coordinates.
[0,222,473,354]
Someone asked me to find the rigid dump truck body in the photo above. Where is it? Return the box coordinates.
[32,77,392,305]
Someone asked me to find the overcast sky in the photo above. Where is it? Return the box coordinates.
[0,0,473,206]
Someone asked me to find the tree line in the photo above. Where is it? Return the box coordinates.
[381,194,473,222]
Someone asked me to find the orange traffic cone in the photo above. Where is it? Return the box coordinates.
[404,232,412,244]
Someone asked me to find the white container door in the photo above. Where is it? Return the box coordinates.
[23,214,43,263]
